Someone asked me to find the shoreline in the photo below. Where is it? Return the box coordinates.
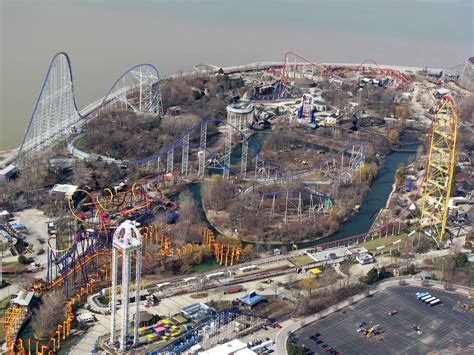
[0,58,430,153]
[203,136,418,247]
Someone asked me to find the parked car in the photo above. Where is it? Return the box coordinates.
[388,309,398,316]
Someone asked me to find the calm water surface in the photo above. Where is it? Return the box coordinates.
[1,0,472,149]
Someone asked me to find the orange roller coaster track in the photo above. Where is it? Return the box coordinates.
[201,227,243,266]
[3,275,101,355]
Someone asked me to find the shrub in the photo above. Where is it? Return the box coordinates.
[361,267,393,285]
[454,253,469,268]
[18,255,33,265]
[391,250,401,257]
[407,264,416,275]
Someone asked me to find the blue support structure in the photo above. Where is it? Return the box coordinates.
[46,230,102,297]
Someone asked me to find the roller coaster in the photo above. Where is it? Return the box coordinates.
[246,189,332,223]
[45,176,174,297]
[420,96,458,243]
[13,50,411,160]
[243,141,366,191]
[306,95,458,251]
[0,176,245,354]
[1,50,456,355]
[0,223,26,242]
[4,273,100,354]
[69,117,365,185]
[252,51,412,100]
[18,52,162,155]
[68,119,249,179]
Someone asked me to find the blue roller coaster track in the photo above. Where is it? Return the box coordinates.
[19,52,163,155]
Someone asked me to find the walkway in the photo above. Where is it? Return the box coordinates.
[69,313,110,354]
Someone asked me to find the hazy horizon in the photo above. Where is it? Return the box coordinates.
[1,0,472,149]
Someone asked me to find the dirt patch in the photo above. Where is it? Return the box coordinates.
[251,297,295,319]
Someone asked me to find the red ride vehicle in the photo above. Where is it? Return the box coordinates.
[223,286,245,295]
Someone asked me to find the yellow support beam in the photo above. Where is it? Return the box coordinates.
[421,96,458,242]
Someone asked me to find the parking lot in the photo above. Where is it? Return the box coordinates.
[293,287,474,354]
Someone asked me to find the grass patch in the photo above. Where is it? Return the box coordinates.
[287,344,305,355]
[360,233,411,254]
[288,255,314,267]
[191,260,220,273]
[172,313,188,324]
[2,260,21,268]
[0,296,12,310]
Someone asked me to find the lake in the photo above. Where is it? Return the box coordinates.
[0,0,471,149]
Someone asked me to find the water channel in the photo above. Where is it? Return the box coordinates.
[177,130,420,251]
[18,132,419,345]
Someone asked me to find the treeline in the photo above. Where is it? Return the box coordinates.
[161,74,246,120]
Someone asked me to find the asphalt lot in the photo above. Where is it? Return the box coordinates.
[294,287,474,354]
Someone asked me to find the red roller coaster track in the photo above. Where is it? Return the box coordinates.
[256,51,412,100]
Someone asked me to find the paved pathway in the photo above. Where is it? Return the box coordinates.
[69,313,109,354]
[68,272,296,353]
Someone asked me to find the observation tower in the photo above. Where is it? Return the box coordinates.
[226,102,255,130]
[110,220,143,352]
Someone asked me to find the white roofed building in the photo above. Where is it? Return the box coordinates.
[200,339,256,355]
[50,184,78,197]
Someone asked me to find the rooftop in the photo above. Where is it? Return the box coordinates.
[0,164,17,177]
[201,339,255,355]
[181,302,215,323]
[226,102,255,114]
[239,292,266,307]
[51,184,78,197]
[435,88,450,95]
[346,246,369,255]
[427,68,443,76]
[12,290,34,307]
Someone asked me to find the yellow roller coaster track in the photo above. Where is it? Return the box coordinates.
[420,95,458,242]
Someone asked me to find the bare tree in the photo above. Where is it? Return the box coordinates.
[171,190,201,244]
[32,290,67,339]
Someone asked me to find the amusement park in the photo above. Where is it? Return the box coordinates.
[0,44,473,355]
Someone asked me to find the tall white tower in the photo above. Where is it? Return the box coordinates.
[110,220,143,352]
